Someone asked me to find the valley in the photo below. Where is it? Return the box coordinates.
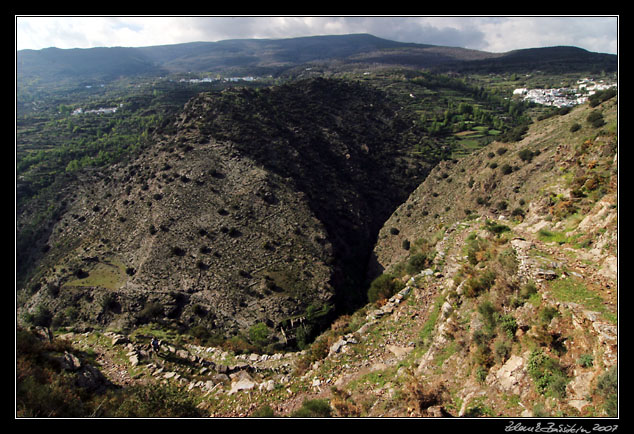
[15,34,618,419]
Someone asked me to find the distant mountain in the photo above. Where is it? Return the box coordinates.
[17,33,617,86]
[434,45,618,74]
[138,34,427,72]
[17,46,165,82]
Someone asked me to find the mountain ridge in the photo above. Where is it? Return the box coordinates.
[17,33,617,86]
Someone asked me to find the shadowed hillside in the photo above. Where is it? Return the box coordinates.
[17,78,438,349]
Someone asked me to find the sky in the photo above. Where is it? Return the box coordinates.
[15,16,619,55]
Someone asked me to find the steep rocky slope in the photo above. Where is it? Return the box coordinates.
[360,94,618,417]
[17,78,435,347]
[17,92,617,418]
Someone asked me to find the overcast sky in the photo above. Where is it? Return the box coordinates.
[15,16,618,55]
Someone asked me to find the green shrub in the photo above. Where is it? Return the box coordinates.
[587,110,605,128]
[502,124,529,142]
[539,306,560,325]
[465,235,490,265]
[527,349,569,398]
[595,365,617,417]
[137,302,163,324]
[477,300,498,332]
[464,270,496,298]
[497,247,518,275]
[188,324,213,343]
[171,246,186,257]
[23,305,53,328]
[367,273,405,303]
[485,220,510,236]
[406,252,432,275]
[494,337,512,363]
[110,384,204,417]
[498,314,518,339]
[475,366,489,384]
[511,207,525,218]
[291,399,332,417]
[16,329,89,417]
[248,322,270,348]
[577,354,594,368]
[518,148,534,162]
[100,293,118,312]
[588,88,616,107]
[250,405,277,417]
[520,281,538,299]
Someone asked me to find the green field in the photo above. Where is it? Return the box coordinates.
[64,257,129,290]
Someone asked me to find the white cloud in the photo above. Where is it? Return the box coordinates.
[15,16,618,54]
[470,17,618,53]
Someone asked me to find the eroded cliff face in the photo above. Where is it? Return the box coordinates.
[19,78,435,346]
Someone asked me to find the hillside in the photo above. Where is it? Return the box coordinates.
[16,78,437,349]
[16,89,617,418]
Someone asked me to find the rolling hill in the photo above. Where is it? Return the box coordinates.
[17,33,617,86]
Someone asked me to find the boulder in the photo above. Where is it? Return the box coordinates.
[75,365,109,392]
[440,301,453,320]
[328,338,347,356]
[129,354,140,367]
[259,379,275,392]
[228,376,256,395]
[212,373,230,384]
[111,335,129,346]
[58,351,82,371]
[387,345,413,358]
[494,353,527,395]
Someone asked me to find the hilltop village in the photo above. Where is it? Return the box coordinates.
[514,78,617,108]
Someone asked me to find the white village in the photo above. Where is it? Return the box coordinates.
[513,77,616,108]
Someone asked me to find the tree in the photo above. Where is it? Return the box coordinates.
[65,159,81,173]
[248,322,270,348]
